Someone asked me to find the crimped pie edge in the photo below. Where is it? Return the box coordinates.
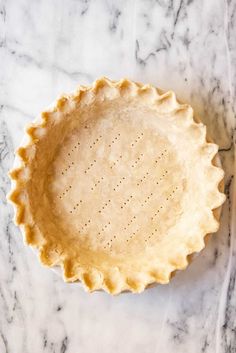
[7,77,226,294]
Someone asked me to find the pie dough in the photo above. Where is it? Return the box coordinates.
[8,78,226,294]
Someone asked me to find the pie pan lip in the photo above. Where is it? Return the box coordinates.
[7,77,226,295]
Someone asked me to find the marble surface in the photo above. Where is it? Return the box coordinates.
[0,0,235,352]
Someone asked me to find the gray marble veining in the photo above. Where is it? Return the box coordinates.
[0,0,235,352]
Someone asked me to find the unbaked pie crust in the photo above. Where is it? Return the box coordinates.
[8,78,226,294]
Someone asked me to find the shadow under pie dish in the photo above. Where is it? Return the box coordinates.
[8,78,226,294]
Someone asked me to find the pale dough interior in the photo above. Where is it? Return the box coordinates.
[50,110,183,253]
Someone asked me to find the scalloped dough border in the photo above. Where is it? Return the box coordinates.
[8,77,226,295]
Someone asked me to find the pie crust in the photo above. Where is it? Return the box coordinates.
[8,78,226,294]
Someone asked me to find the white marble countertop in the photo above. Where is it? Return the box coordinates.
[0,0,235,352]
